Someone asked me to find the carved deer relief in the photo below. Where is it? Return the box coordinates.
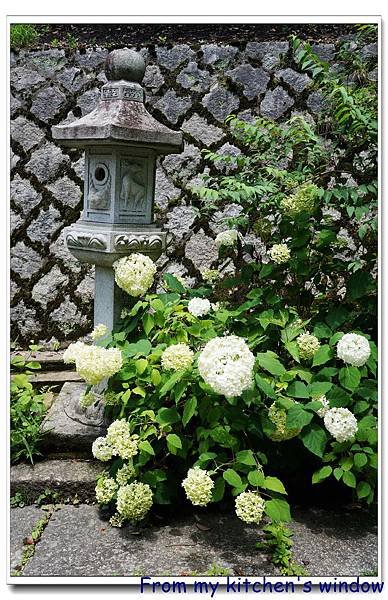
[88,162,111,210]
[120,162,146,212]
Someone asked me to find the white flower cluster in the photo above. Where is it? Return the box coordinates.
[116,481,153,521]
[296,332,320,360]
[201,268,220,283]
[106,420,139,460]
[95,476,117,504]
[116,463,137,486]
[215,229,238,249]
[92,437,114,462]
[188,297,211,317]
[269,244,291,264]
[161,343,194,371]
[198,335,255,398]
[91,323,109,340]
[336,333,371,367]
[182,467,214,506]
[268,402,301,442]
[92,419,139,461]
[324,407,358,442]
[113,253,156,297]
[63,342,123,385]
[280,183,318,217]
[109,513,124,528]
[316,395,330,418]
[235,491,265,524]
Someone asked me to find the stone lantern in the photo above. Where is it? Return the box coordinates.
[52,49,183,330]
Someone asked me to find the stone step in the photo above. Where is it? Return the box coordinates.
[41,381,107,454]
[10,459,104,502]
[29,370,83,388]
[11,350,71,371]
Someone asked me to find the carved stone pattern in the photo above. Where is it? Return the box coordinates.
[66,232,107,250]
[114,234,164,252]
[101,87,119,99]
[120,161,146,212]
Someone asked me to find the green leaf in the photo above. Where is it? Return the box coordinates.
[264,476,287,495]
[211,477,225,503]
[287,381,309,398]
[347,270,373,300]
[182,397,197,427]
[236,450,257,466]
[132,386,146,397]
[256,352,286,376]
[265,498,291,523]
[255,374,276,399]
[142,313,155,336]
[325,306,348,329]
[247,470,265,487]
[286,405,313,429]
[151,369,162,386]
[357,481,372,499]
[163,273,185,293]
[312,465,332,484]
[135,358,148,375]
[339,366,361,390]
[327,385,352,407]
[333,467,343,481]
[312,345,333,366]
[223,469,242,488]
[159,371,184,397]
[124,339,152,357]
[300,424,327,457]
[166,433,182,452]
[308,381,333,397]
[156,407,180,425]
[313,323,332,339]
[25,361,41,370]
[342,471,356,488]
[283,341,300,362]
[139,440,155,455]
[354,452,368,468]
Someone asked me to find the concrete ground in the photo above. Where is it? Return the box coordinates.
[10,505,378,578]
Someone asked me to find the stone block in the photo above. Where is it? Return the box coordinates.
[10,242,43,278]
[31,86,67,121]
[177,61,212,93]
[10,116,45,152]
[10,507,45,571]
[260,86,294,120]
[11,175,42,216]
[41,382,107,452]
[185,230,218,270]
[182,114,224,146]
[154,90,192,125]
[47,175,82,209]
[26,142,70,183]
[165,205,197,240]
[276,68,311,93]
[201,85,239,122]
[201,44,238,67]
[227,64,269,100]
[31,266,69,308]
[156,44,194,70]
[10,459,104,501]
[10,67,45,92]
[27,207,62,245]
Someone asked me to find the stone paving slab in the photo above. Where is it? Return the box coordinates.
[10,506,45,571]
[290,507,378,577]
[20,505,378,578]
[11,459,104,501]
[41,381,106,452]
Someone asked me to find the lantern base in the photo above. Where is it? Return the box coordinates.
[64,220,172,266]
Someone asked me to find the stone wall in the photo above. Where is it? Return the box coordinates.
[10,26,377,344]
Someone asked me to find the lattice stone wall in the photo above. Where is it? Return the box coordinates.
[10,31,377,344]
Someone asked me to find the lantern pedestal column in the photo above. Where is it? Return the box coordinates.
[64,220,172,331]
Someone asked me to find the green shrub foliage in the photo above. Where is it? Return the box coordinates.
[68,29,377,527]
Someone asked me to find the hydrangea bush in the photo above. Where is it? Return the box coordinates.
[68,31,377,528]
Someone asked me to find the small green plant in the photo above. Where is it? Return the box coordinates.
[257,522,307,576]
[10,24,39,49]
[66,32,78,49]
[11,513,51,576]
[50,38,60,48]
[35,488,60,506]
[10,355,47,464]
[10,491,28,508]
[205,564,232,576]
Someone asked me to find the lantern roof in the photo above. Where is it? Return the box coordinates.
[52,48,183,155]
